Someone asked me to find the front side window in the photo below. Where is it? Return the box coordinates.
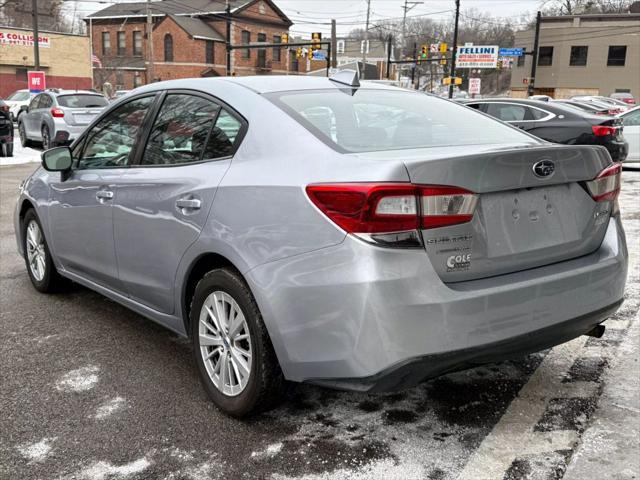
[607,45,626,66]
[39,95,53,109]
[241,30,250,59]
[102,32,110,55]
[570,46,588,66]
[267,90,537,153]
[622,109,640,127]
[29,95,43,110]
[117,31,126,56]
[133,31,143,56]
[538,46,553,66]
[141,94,241,166]
[164,34,174,62]
[79,96,154,169]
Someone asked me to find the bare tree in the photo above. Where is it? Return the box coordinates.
[0,0,74,33]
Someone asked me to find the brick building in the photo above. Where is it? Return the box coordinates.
[86,0,292,91]
[0,27,92,98]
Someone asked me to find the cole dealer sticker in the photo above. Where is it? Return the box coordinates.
[446,253,471,272]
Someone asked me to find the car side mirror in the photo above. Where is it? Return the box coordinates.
[42,146,73,172]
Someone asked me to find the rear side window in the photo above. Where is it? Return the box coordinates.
[267,89,536,153]
[485,103,528,121]
[141,94,242,166]
[57,94,108,108]
[8,91,30,101]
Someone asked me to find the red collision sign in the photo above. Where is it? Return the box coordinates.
[28,71,46,93]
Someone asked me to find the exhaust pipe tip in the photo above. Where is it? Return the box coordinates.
[585,324,606,338]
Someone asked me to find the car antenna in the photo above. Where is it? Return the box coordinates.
[329,69,360,88]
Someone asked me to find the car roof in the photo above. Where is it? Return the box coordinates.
[460,97,602,118]
[47,90,104,96]
[225,75,402,94]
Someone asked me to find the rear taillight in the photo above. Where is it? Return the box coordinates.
[592,125,618,137]
[306,183,477,247]
[50,108,65,118]
[623,98,635,105]
[586,163,621,203]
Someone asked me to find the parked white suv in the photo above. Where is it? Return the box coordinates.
[4,89,33,123]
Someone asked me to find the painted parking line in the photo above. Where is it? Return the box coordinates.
[458,319,632,480]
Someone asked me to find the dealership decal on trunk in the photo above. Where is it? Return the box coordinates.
[446,253,472,272]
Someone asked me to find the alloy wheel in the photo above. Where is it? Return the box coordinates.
[19,124,27,147]
[198,291,252,396]
[26,220,46,281]
[42,127,50,150]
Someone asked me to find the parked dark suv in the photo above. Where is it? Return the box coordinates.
[0,99,14,157]
[460,98,628,162]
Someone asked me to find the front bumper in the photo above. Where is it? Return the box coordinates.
[246,216,627,390]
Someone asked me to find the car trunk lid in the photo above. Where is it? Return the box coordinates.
[392,143,613,282]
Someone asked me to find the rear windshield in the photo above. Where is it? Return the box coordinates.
[266,88,537,153]
[57,94,108,108]
[7,91,30,101]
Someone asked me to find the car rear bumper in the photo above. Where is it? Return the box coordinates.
[601,138,628,162]
[246,215,627,390]
[53,121,89,143]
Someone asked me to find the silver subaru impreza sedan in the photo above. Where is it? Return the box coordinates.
[14,73,628,417]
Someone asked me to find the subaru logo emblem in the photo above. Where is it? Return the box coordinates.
[533,160,555,178]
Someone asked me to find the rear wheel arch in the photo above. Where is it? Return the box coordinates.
[182,252,239,334]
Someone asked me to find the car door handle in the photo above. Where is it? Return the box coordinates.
[96,190,114,201]
[176,198,201,210]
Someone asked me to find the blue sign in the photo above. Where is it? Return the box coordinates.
[499,48,524,57]
[312,50,326,60]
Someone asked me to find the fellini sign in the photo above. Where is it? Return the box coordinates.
[0,31,51,48]
[456,45,498,68]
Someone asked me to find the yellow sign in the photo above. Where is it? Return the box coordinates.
[440,58,447,65]
[442,77,462,85]
[439,42,448,53]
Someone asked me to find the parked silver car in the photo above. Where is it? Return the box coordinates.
[14,75,628,416]
[18,89,109,149]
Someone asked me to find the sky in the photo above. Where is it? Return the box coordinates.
[65,0,543,36]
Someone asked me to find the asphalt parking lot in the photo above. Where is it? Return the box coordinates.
[1,149,638,480]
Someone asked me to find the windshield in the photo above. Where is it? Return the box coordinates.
[57,94,108,108]
[267,89,537,153]
[7,91,30,101]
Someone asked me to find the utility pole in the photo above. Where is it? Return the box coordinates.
[146,0,154,83]
[331,19,337,69]
[386,35,392,79]
[361,0,371,79]
[411,42,417,88]
[400,1,422,80]
[226,0,232,75]
[528,11,541,96]
[31,0,40,70]
[448,0,460,99]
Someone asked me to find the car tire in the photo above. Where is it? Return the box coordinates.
[22,209,67,293]
[41,125,54,150]
[18,122,32,148]
[190,268,285,417]
[0,142,13,157]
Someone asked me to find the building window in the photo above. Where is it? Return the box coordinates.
[117,31,126,56]
[257,33,266,68]
[133,31,143,56]
[538,46,553,66]
[607,45,626,66]
[241,30,250,59]
[569,46,588,66]
[16,67,28,81]
[164,34,174,62]
[360,40,369,54]
[337,40,345,54]
[273,35,281,62]
[102,32,110,55]
[517,52,525,67]
[133,75,143,88]
[115,71,124,89]
[205,40,214,64]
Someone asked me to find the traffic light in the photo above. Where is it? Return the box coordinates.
[440,58,447,65]
[497,60,503,70]
[311,32,322,51]
[420,44,428,60]
[296,47,302,59]
[281,33,289,43]
[308,47,314,59]
[439,42,448,53]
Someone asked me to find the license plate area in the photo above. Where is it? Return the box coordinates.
[73,114,93,125]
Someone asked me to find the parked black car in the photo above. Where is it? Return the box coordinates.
[553,99,611,116]
[0,99,14,157]
[460,98,628,162]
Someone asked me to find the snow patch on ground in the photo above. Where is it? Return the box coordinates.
[77,458,151,479]
[17,437,57,462]
[272,458,420,480]
[251,442,283,459]
[56,365,100,392]
[94,396,127,419]
[0,131,41,166]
